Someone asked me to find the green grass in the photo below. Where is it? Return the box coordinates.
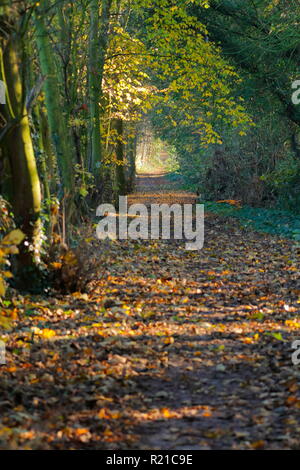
[204,201,300,241]
[164,172,300,241]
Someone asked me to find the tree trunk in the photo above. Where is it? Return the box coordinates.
[34,1,74,220]
[38,106,56,193]
[1,39,41,268]
[88,0,102,175]
[127,134,137,192]
[88,0,112,181]
[113,118,126,197]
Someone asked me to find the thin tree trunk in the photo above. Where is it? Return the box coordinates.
[88,0,101,174]
[38,106,56,192]
[88,0,112,180]
[113,118,126,196]
[34,1,74,220]
[127,134,137,192]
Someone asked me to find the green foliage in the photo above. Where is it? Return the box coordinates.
[142,1,252,146]
[3,0,300,289]
[205,201,300,240]
[148,0,300,212]
[260,154,300,212]
[136,134,178,173]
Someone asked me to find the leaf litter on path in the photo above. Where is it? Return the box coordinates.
[1,173,300,449]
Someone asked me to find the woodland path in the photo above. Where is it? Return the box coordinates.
[1,173,300,449]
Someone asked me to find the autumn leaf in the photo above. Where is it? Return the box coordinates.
[251,440,265,449]
[1,229,25,246]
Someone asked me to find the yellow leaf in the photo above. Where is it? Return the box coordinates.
[161,408,175,418]
[286,319,300,328]
[63,251,78,266]
[1,229,25,246]
[0,277,6,297]
[98,408,109,419]
[110,411,122,419]
[3,271,13,279]
[251,440,265,449]
[164,337,174,345]
[40,329,56,339]
[50,262,62,270]
[242,337,254,344]
[75,428,89,437]
[0,315,12,329]
[104,427,113,437]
